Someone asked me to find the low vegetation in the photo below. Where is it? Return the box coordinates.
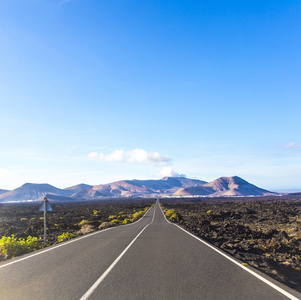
[0,234,44,260]
[0,199,154,262]
[164,209,182,222]
[58,232,76,242]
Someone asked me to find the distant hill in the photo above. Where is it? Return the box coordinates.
[175,176,277,197]
[0,189,9,195]
[288,192,301,196]
[64,184,93,194]
[174,186,214,196]
[93,177,207,197]
[0,176,277,202]
[72,189,104,199]
[0,183,72,202]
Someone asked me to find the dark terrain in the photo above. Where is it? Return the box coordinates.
[0,199,153,260]
[161,196,301,293]
[1,196,300,293]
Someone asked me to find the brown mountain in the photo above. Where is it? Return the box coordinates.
[0,183,73,203]
[64,184,93,194]
[93,177,207,197]
[0,189,9,195]
[72,189,104,199]
[175,176,276,197]
[0,176,277,202]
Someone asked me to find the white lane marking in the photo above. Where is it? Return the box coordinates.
[0,207,152,269]
[79,204,156,300]
[158,203,299,300]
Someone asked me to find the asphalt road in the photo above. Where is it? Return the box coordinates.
[0,201,300,300]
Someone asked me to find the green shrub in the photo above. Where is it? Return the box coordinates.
[58,232,76,243]
[165,209,182,222]
[110,219,119,224]
[130,208,149,221]
[122,218,132,225]
[78,219,88,226]
[0,235,43,260]
[132,211,142,219]
[93,210,101,216]
[165,209,176,217]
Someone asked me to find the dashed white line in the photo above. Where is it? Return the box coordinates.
[79,205,156,300]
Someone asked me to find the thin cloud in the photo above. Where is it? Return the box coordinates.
[284,142,301,148]
[87,149,171,166]
[0,168,15,178]
[156,167,186,178]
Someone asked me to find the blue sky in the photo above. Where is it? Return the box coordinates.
[0,0,300,190]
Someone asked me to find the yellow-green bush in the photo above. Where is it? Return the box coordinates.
[0,235,43,260]
[165,209,182,222]
[78,219,88,226]
[58,232,76,243]
[93,210,101,216]
[110,219,119,224]
[122,218,132,225]
[130,207,148,221]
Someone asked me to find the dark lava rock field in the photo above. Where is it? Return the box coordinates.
[161,196,301,292]
[0,199,154,260]
[1,196,300,293]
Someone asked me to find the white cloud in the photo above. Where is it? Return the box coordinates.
[87,148,171,166]
[0,168,15,178]
[126,149,170,165]
[156,167,186,178]
[87,150,125,162]
[284,142,301,148]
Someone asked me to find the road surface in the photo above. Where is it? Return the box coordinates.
[0,201,300,300]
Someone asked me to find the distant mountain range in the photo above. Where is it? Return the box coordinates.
[0,176,278,203]
[0,189,9,195]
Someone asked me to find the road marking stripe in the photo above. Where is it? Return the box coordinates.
[159,204,299,300]
[0,207,152,269]
[79,204,156,300]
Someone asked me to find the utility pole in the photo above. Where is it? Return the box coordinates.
[39,197,53,244]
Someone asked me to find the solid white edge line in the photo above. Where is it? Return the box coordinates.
[79,204,156,300]
[0,206,152,269]
[159,203,299,300]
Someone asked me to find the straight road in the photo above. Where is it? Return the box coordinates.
[0,202,300,300]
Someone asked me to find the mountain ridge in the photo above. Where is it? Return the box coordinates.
[0,176,277,202]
